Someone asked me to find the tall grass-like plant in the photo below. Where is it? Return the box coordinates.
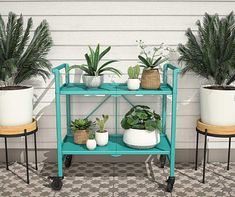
[0,12,52,87]
[178,12,235,85]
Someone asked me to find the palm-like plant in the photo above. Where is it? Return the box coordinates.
[68,44,121,76]
[178,12,235,85]
[0,12,52,86]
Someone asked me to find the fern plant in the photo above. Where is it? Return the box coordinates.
[0,12,52,87]
[67,44,121,77]
[178,12,235,85]
[128,65,140,79]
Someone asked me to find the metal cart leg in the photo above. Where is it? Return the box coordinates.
[227,137,231,170]
[34,132,38,170]
[24,129,29,184]
[195,130,199,170]
[202,129,208,184]
[4,137,9,170]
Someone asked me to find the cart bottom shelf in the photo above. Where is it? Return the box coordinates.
[62,134,171,155]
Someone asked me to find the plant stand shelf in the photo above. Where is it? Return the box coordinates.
[52,63,180,192]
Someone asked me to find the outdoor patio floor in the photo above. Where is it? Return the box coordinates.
[0,161,234,197]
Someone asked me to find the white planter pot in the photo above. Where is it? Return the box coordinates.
[200,85,235,126]
[95,131,108,146]
[127,79,140,90]
[86,139,97,150]
[0,86,33,126]
[82,75,104,88]
[123,128,160,149]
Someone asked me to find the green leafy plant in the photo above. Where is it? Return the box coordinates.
[71,118,93,132]
[137,40,171,70]
[121,105,161,132]
[128,65,140,79]
[88,131,95,139]
[96,114,109,133]
[0,12,52,87]
[67,44,121,76]
[178,12,235,85]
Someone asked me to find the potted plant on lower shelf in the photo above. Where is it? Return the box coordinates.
[71,118,92,144]
[0,12,52,126]
[95,115,109,146]
[127,65,140,90]
[67,44,122,88]
[121,105,161,149]
[178,12,235,126]
[86,131,97,150]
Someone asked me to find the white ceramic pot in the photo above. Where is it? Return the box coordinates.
[127,79,140,90]
[95,131,109,146]
[200,85,235,126]
[86,139,97,150]
[123,128,160,149]
[82,75,104,88]
[0,86,33,126]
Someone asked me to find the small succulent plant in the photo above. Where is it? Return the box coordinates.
[96,114,109,133]
[128,65,140,79]
[71,118,93,132]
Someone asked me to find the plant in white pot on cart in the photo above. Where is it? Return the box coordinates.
[95,114,109,146]
[178,12,235,126]
[127,65,140,90]
[67,44,121,88]
[0,12,52,126]
[86,131,97,151]
[121,105,161,149]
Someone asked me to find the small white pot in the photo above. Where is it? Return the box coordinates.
[86,139,97,150]
[200,85,235,126]
[0,86,33,126]
[95,131,109,146]
[123,128,160,149]
[82,75,104,88]
[127,79,140,90]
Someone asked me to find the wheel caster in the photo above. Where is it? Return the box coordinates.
[159,155,166,168]
[50,177,63,191]
[166,176,175,192]
[64,155,72,168]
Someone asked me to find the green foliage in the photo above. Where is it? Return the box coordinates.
[128,65,140,79]
[88,131,95,139]
[67,44,122,77]
[0,12,52,86]
[96,114,109,133]
[121,105,161,132]
[71,118,92,132]
[178,12,235,85]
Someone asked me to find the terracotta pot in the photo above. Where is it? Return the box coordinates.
[74,130,89,144]
[140,69,160,89]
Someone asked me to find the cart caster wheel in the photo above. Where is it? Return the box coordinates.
[65,155,72,168]
[51,178,63,191]
[166,176,175,192]
[159,155,166,168]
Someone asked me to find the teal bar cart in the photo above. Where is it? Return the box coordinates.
[51,63,180,192]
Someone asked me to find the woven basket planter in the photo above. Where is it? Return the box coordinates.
[74,130,89,144]
[140,69,160,89]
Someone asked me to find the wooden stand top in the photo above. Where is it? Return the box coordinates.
[197,119,235,136]
[0,119,37,136]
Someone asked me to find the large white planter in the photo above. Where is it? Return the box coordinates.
[95,131,108,146]
[0,86,33,126]
[82,75,104,88]
[200,85,235,126]
[123,128,160,149]
[127,79,140,90]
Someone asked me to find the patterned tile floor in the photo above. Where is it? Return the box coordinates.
[0,160,234,197]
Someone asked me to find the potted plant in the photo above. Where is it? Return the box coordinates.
[67,44,122,88]
[0,12,52,126]
[178,12,235,126]
[121,105,161,149]
[95,114,109,146]
[86,131,97,150]
[127,65,140,90]
[137,40,170,89]
[71,118,93,144]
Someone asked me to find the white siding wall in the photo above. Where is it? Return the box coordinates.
[0,0,234,150]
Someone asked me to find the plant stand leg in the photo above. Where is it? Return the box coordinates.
[195,130,199,170]
[34,132,38,170]
[202,129,208,184]
[24,129,29,184]
[4,137,9,170]
[166,176,175,192]
[160,155,166,168]
[227,137,231,171]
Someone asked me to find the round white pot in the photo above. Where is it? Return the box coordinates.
[86,139,97,150]
[82,75,104,88]
[200,85,235,126]
[123,128,160,149]
[127,79,140,90]
[95,131,108,146]
[0,86,33,126]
